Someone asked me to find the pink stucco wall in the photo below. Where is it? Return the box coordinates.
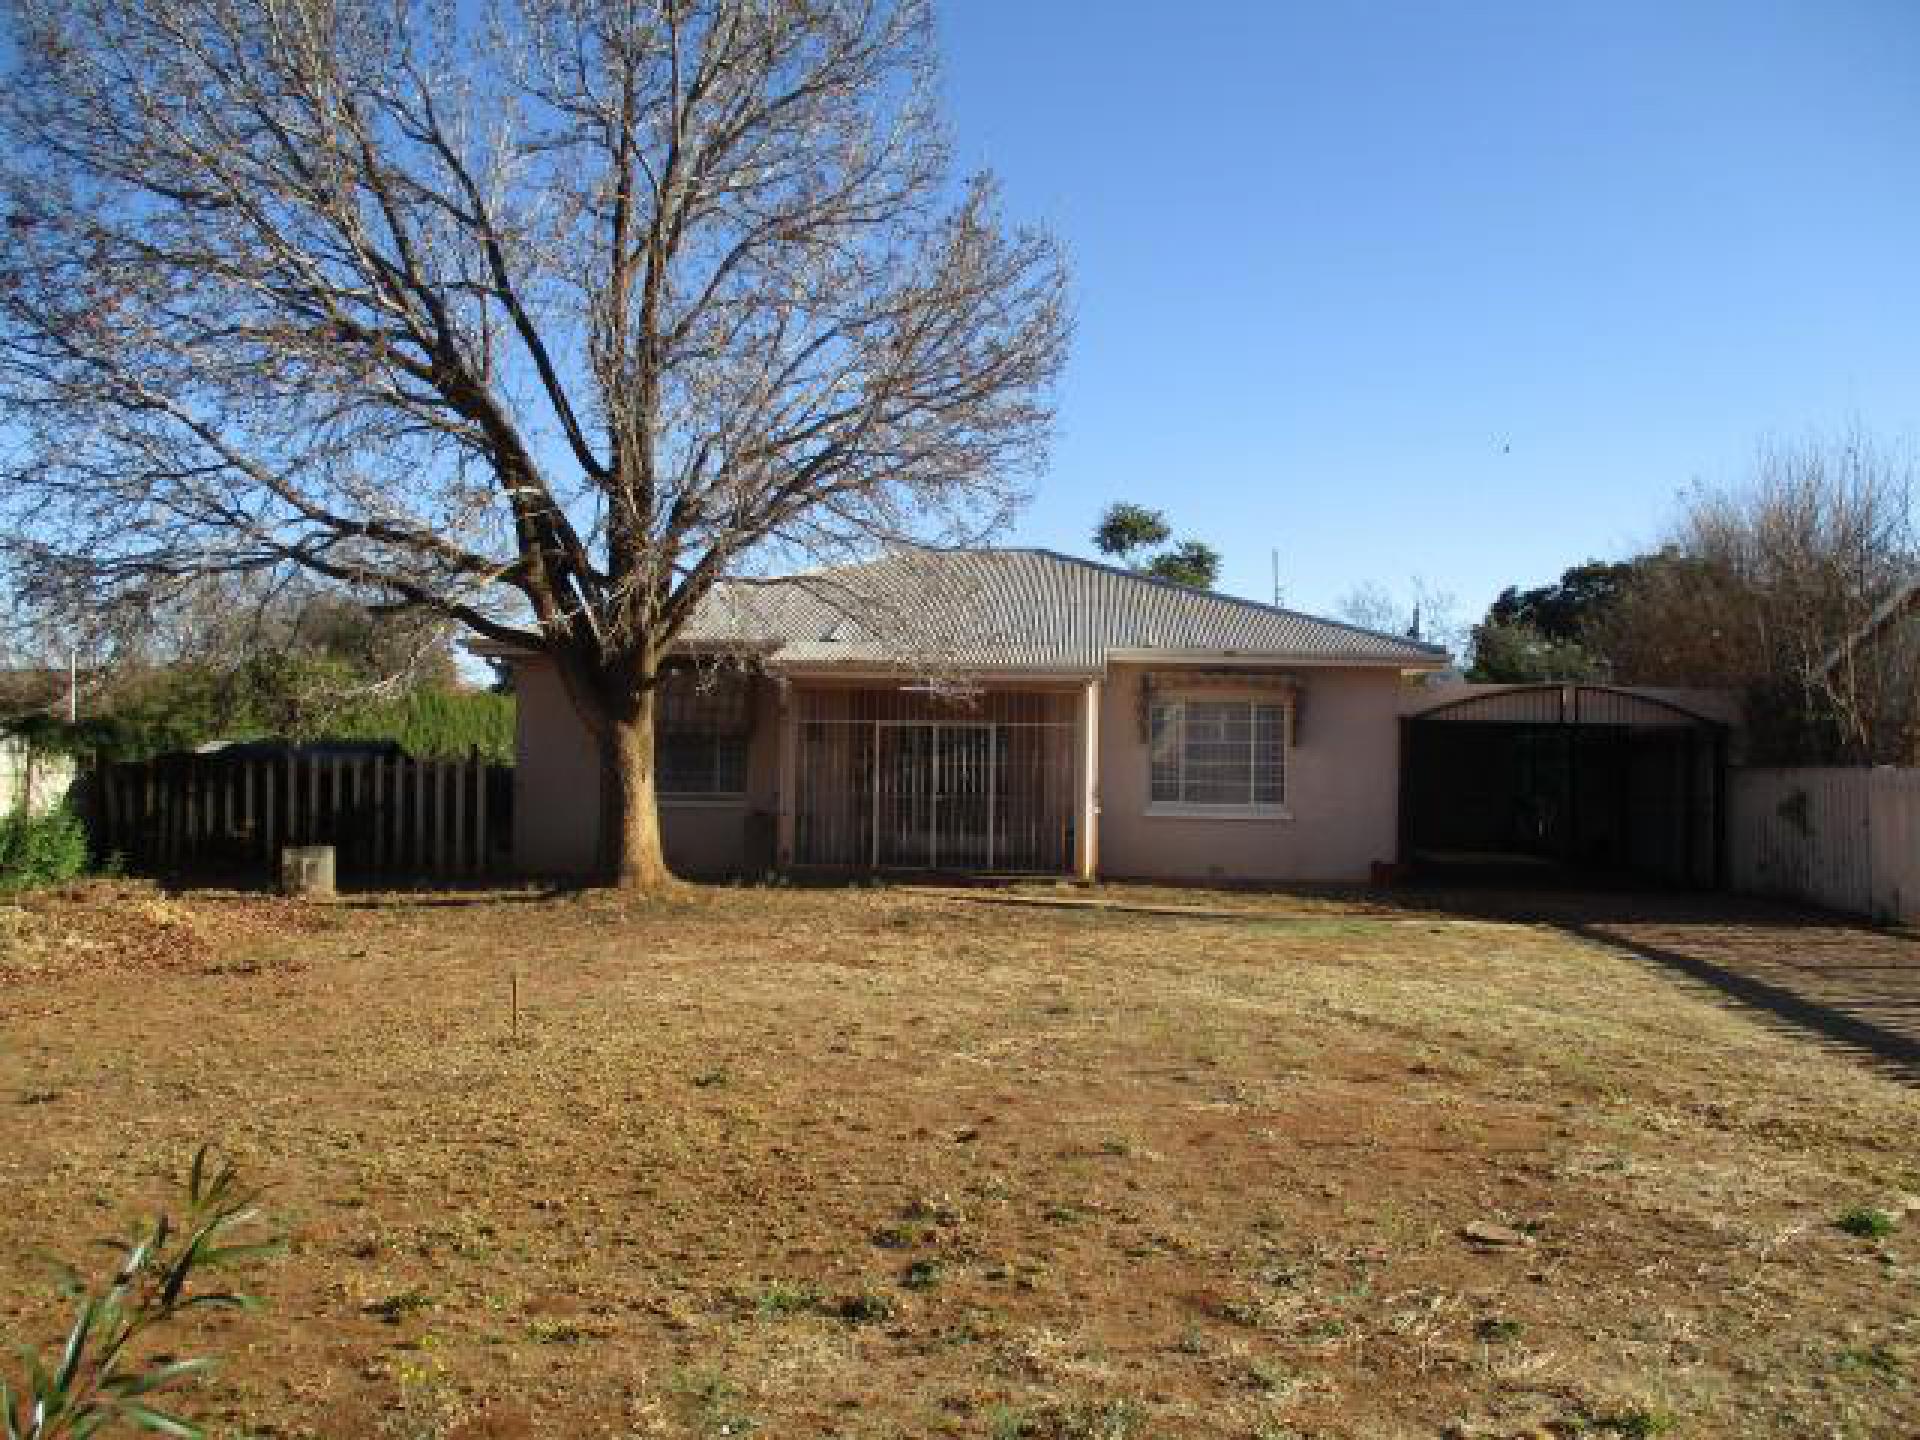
[512,658,597,876]
[512,655,1414,882]
[511,656,780,878]
[1093,664,1410,883]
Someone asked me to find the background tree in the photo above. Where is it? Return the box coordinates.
[1463,558,1634,681]
[1142,539,1222,590]
[1593,436,1917,761]
[1484,560,1639,641]
[1091,502,1220,589]
[1092,503,1172,566]
[1336,577,1463,659]
[2,576,503,760]
[1465,619,1601,684]
[0,0,1068,888]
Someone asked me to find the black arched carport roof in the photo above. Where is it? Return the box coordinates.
[1405,683,1728,730]
[1400,685,1727,888]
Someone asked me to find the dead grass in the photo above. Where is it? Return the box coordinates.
[1,880,1916,1438]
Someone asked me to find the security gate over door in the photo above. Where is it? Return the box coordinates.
[795,688,1076,873]
[876,723,994,868]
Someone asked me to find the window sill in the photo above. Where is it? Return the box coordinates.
[658,794,748,809]
[1143,803,1292,822]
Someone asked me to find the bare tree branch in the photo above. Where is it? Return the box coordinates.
[0,0,1068,884]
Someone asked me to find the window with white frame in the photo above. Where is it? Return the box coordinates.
[1148,699,1287,811]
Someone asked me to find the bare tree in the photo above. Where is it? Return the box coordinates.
[0,0,1068,886]
[1597,434,1918,761]
[1335,577,1464,659]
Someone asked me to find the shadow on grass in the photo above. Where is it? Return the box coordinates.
[1561,919,1920,1083]
[1384,884,1920,1084]
[942,875,1920,1084]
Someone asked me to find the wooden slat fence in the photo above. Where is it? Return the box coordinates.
[92,750,510,881]
[1729,766,1920,923]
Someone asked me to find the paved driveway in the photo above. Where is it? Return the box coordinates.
[1425,889,1920,1081]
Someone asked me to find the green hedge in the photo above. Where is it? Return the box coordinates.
[10,682,515,765]
[0,805,90,891]
[327,689,516,762]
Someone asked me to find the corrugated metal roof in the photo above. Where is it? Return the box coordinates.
[683,548,1448,671]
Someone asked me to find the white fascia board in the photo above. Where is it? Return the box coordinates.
[769,663,1100,685]
[1101,649,1448,670]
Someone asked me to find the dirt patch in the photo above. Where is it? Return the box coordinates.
[1,882,1916,1438]
[0,879,340,980]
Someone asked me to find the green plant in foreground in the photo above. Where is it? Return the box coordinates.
[1836,1207,1897,1240]
[1836,1343,1904,1379]
[1588,1406,1677,1438]
[3,1146,277,1439]
[833,1289,895,1325]
[753,1280,819,1318]
[0,806,90,893]
[899,1258,943,1291]
[361,1289,435,1324]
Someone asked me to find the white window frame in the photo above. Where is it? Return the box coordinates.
[1145,697,1290,819]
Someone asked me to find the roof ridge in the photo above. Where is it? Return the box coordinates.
[1010,547,1449,657]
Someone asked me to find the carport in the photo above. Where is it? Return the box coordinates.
[1399,684,1727,887]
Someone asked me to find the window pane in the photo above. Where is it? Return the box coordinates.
[1183,767,1249,804]
[1153,699,1287,808]
[1253,704,1285,806]
[1149,703,1181,802]
[1190,701,1249,803]
[659,670,750,733]
[714,736,747,792]
[658,735,747,795]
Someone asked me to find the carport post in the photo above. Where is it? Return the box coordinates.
[1396,717,1414,870]
[1563,689,1579,868]
[1072,678,1100,882]
[1712,728,1729,890]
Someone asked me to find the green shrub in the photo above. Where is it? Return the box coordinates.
[326,689,515,762]
[14,668,514,764]
[1837,1207,1897,1240]
[0,805,90,892]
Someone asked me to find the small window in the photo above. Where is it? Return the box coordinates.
[656,670,750,798]
[1149,699,1286,811]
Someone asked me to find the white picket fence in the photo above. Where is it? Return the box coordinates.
[1,736,76,818]
[1728,767,1920,923]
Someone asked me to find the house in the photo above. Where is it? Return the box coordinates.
[494,548,1448,883]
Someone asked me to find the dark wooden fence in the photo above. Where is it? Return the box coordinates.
[93,750,511,881]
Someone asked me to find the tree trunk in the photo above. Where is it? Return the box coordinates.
[597,683,675,890]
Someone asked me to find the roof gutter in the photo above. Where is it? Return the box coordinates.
[1102,648,1449,670]
[768,662,1101,684]
[469,640,1450,675]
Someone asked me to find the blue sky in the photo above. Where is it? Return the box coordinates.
[935,0,1920,625]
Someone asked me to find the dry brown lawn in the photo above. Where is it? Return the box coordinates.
[2,880,1917,1440]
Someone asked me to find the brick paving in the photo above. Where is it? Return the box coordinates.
[1434,889,1920,1081]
